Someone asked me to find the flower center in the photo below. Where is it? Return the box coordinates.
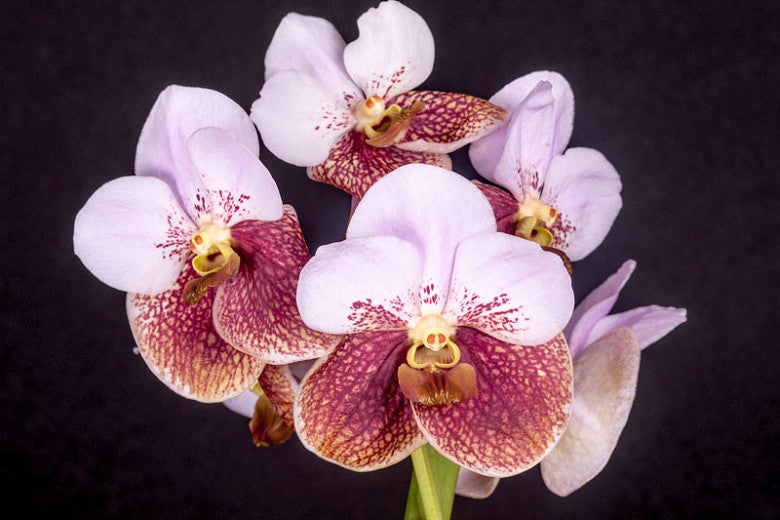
[398,314,477,406]
[353,95,426,148]
[514,197,559,247]
[182,222,240,305]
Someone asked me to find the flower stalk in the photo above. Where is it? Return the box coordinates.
[405,444,459,520]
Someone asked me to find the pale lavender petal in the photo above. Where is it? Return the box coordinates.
[587,305,687,350]
[264,13,362,105]
[541,327,640,496]
[74,176,196,294]
[542,147,623,261]
[564,260,636,357]
[455,469,500,499]
[347,164,496,315]
[297,235,423,334]
[443,232,573,346]
[185,127,283,224]
[223,389,257,418]
[252,70,355,167]
[343,0,434,100]
[135,86,259,220]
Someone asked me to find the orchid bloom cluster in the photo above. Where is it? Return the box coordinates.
[74,0,686,514]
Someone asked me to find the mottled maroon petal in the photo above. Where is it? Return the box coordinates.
[412,328,572,477]
[473,181,518,235]
[391,91,509,153]
[127,264,264,402]
[259,364,298,429]
[307,131,452,198]
[295,331,426,471]
[213,206,341,364]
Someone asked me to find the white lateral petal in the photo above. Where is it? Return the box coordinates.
[564,260,636,357]
[264,13,362,104]
[455,469,500,499]
[588,305,687,350]
[443,232,573,346]
[344,0,434,100]
[542,147,623,261]
[223,389,257,418]
[252,70,355,167]
[186,127,283,224]
[347,164,496,315]
[135,86,259,219]
[74,176,196,294]
[541,327,640,496]
[297,235,423,334]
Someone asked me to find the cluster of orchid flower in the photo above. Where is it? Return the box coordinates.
[73,1,686,515]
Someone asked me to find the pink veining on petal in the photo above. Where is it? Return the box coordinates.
[153,209,197,262]
[413,329,573,477]
[447,284,527,338]
[258,364,298,428]
[348,287,420,331]
[472,181,518,235]
[213,206,342,364]
[127,264,264,402]
[548,210,576,252]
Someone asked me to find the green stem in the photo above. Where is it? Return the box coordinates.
[404,444,460,520]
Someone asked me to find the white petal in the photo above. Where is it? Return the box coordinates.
[588,305,687,350]
[564,260,635,357]
[347,164,496,315]
[443,232,574,345]
[74,176,196,294]
[185,127,283,224]
[223,389,257,418]
[541,327,640,496]
[135,86,259,219]
[344,0,434,100]
[455,469,500,499]
[252,70,355,167]
[297,235,423,334]
[542,148,622,261]
[264,13,362,104]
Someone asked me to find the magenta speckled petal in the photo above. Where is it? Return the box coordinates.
[297,235,423,334]
[213,207,342,364]
[135,86,259,220]
[127,264,264,402]
[473,181,518,235]
[541,327,640,496]
[542,147,623,261]
[412,328,572,477]
[390,91,509,154]
[259,364,298,428]
[295,331,426,471]
[455,469,500,499]
[344,1,434,100]
[306,131,452,198]
[347,165,497,315]
[443,233,574,346]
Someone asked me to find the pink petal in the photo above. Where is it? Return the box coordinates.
[443,232,574,346]
[223,389,256,418]
[294,331,426,471]
[542,148,623,261]
[564,260,636,358]
[588,305,687,350]
[251,70,355,167]
[306,130,452,198]
[455,469,500,499]
[344,0,434,100]
[264,13,362,104]
[390,91,509,154]
[258,363,298,428]
[213,207,342,364]
[127,264,264,402]
[185,127,283,224]
[297,234,423,334]
[413,329,573,477]
[541,327,640,496]
[348,164,497,314]
[481,81,556,200]
[74,176,196,294]
[473,181,519,235]
[135,86,259,220]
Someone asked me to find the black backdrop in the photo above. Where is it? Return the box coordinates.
[2,1,777,518]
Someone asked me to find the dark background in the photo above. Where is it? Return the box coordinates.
[2,0,778,518]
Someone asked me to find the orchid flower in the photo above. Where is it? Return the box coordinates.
[293,164,575,476]
[469,71,622,262]
[73,86,340,402]
[252,0,508,199]
[455,260,687,498]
